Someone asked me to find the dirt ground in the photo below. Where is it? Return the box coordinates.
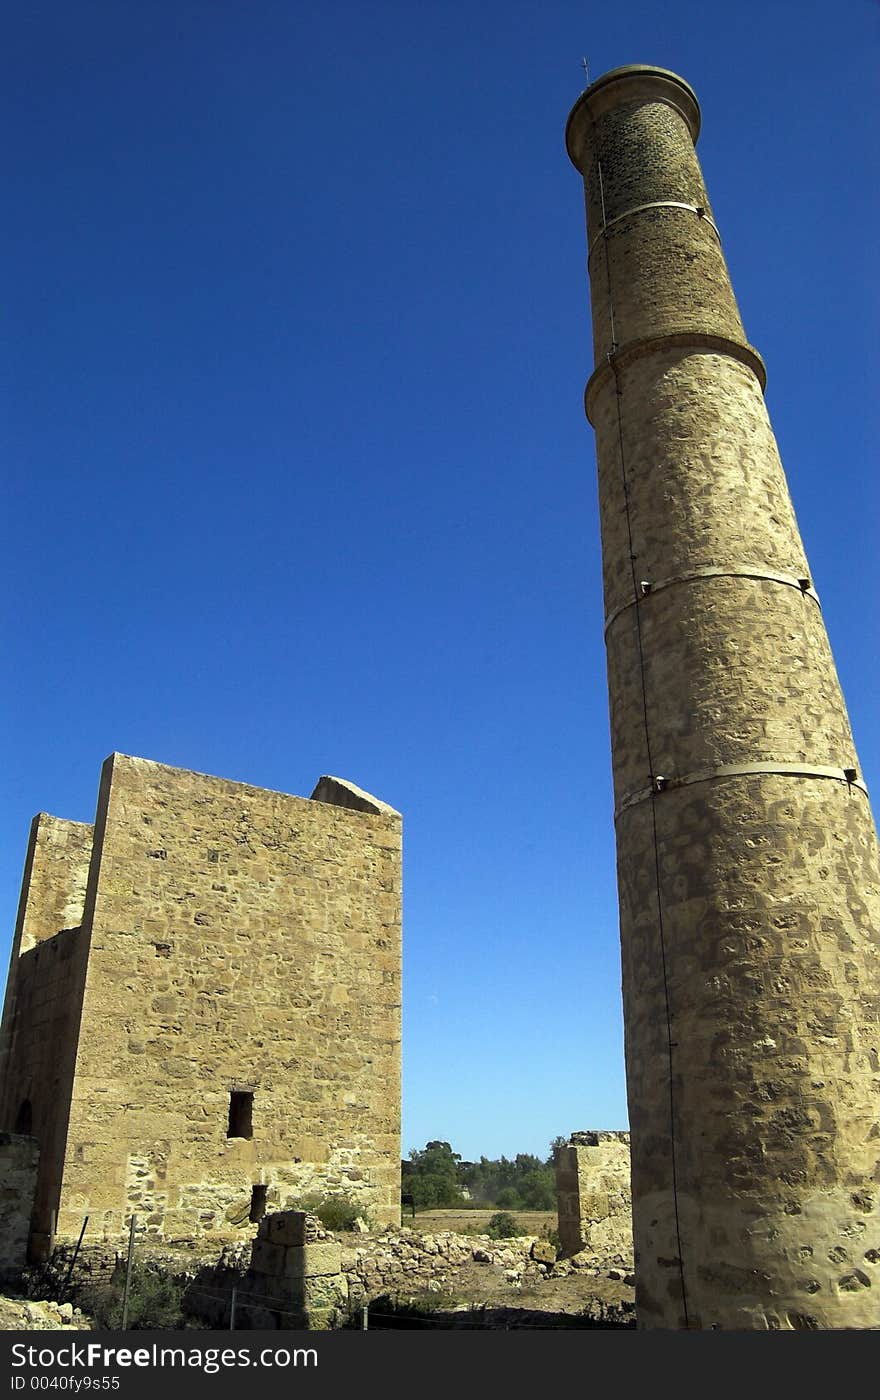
[381,1258,634,1323]
[379,1209,634,1324]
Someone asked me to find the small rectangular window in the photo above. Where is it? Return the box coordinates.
[249,1184,268,1222]
[227,1090,253,1139]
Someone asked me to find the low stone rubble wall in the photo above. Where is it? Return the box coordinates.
[342,1228,545,1302]
[341,1224,633,1306]
[24,1210,635,1330]
[180,1220,634,1329]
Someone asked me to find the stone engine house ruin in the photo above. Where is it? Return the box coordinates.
[0,753,402,1260]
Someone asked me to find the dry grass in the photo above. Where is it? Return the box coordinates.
[404,1208,556,1236]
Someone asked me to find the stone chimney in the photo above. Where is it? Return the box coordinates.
[566,64,880,1329]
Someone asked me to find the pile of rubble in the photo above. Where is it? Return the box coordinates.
[0,1296,89,1331]
[341,1226,634,1303]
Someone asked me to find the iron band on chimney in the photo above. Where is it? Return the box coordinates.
[614,762,868,821]
[603,565,821,637]
[587,200,721,260]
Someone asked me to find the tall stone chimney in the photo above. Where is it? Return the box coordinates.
[566,65,880,1329]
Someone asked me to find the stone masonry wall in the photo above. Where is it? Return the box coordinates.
[56,754,401,1244]
[13,815,94,956]
[0,815,94,1129]
[1,753,402,1252]
[0,814,96,1255]
[0,1133,39,1281]
[339,1228,558,1303]
[0,928,90,1252]
[185,1211,346,1330]
[555,1132,632,1261]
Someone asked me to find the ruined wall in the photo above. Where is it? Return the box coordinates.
[0,754,402,1252]
[178,1216,636,1330]
[13,815,94,956]
[0,815,94,1125]
[0,815,95,1254]
[0,1133,39,1280]
[239,1211,346,1330]
[0,928,90,1253]
[555,1132,632,1264]
[50,754,401,1245]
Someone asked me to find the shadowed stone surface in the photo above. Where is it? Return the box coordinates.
[0,1133,39,1280]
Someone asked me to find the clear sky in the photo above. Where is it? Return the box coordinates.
[2,2,877,1164]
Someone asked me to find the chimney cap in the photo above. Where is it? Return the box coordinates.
[566,64,701,170]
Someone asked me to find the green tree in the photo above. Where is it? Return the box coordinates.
[402,1140,464,1210]
[518,1167,556,1211]
[549,1136,568,1164]
[404,1138,564,1211]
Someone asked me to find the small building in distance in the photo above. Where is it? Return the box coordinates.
[0,753,402,1260]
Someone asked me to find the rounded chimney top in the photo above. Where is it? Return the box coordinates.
[565,64,701,169]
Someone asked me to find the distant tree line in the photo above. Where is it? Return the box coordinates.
[401,1138,566,1211]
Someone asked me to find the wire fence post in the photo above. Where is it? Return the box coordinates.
[120,1214,136,1329]
[361,1302,368,1331]
[59,1216,89,1301]
[229,1286,237,1331]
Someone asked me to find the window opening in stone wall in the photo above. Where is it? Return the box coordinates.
[249,1184,268,1222]
[15,1099,32,1135]
[227,1090,253,1139]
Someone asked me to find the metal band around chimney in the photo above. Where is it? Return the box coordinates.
[614,762,868,821]
[587,200,721,259]
[584,332,768,420]
[603,565,820,637]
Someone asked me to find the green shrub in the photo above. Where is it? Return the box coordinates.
[300,1193,368,1232]
[486,1211,519,1240]
[79,1263,189,1330]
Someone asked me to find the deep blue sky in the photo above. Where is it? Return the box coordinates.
[2,2,877,1163]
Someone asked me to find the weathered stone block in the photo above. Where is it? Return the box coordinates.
[579,1191,609,1222]
[262,1210,314,1247]
[250,1239,285,1275]
[556,1135,632,1262]
[283,1242,342,1279]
